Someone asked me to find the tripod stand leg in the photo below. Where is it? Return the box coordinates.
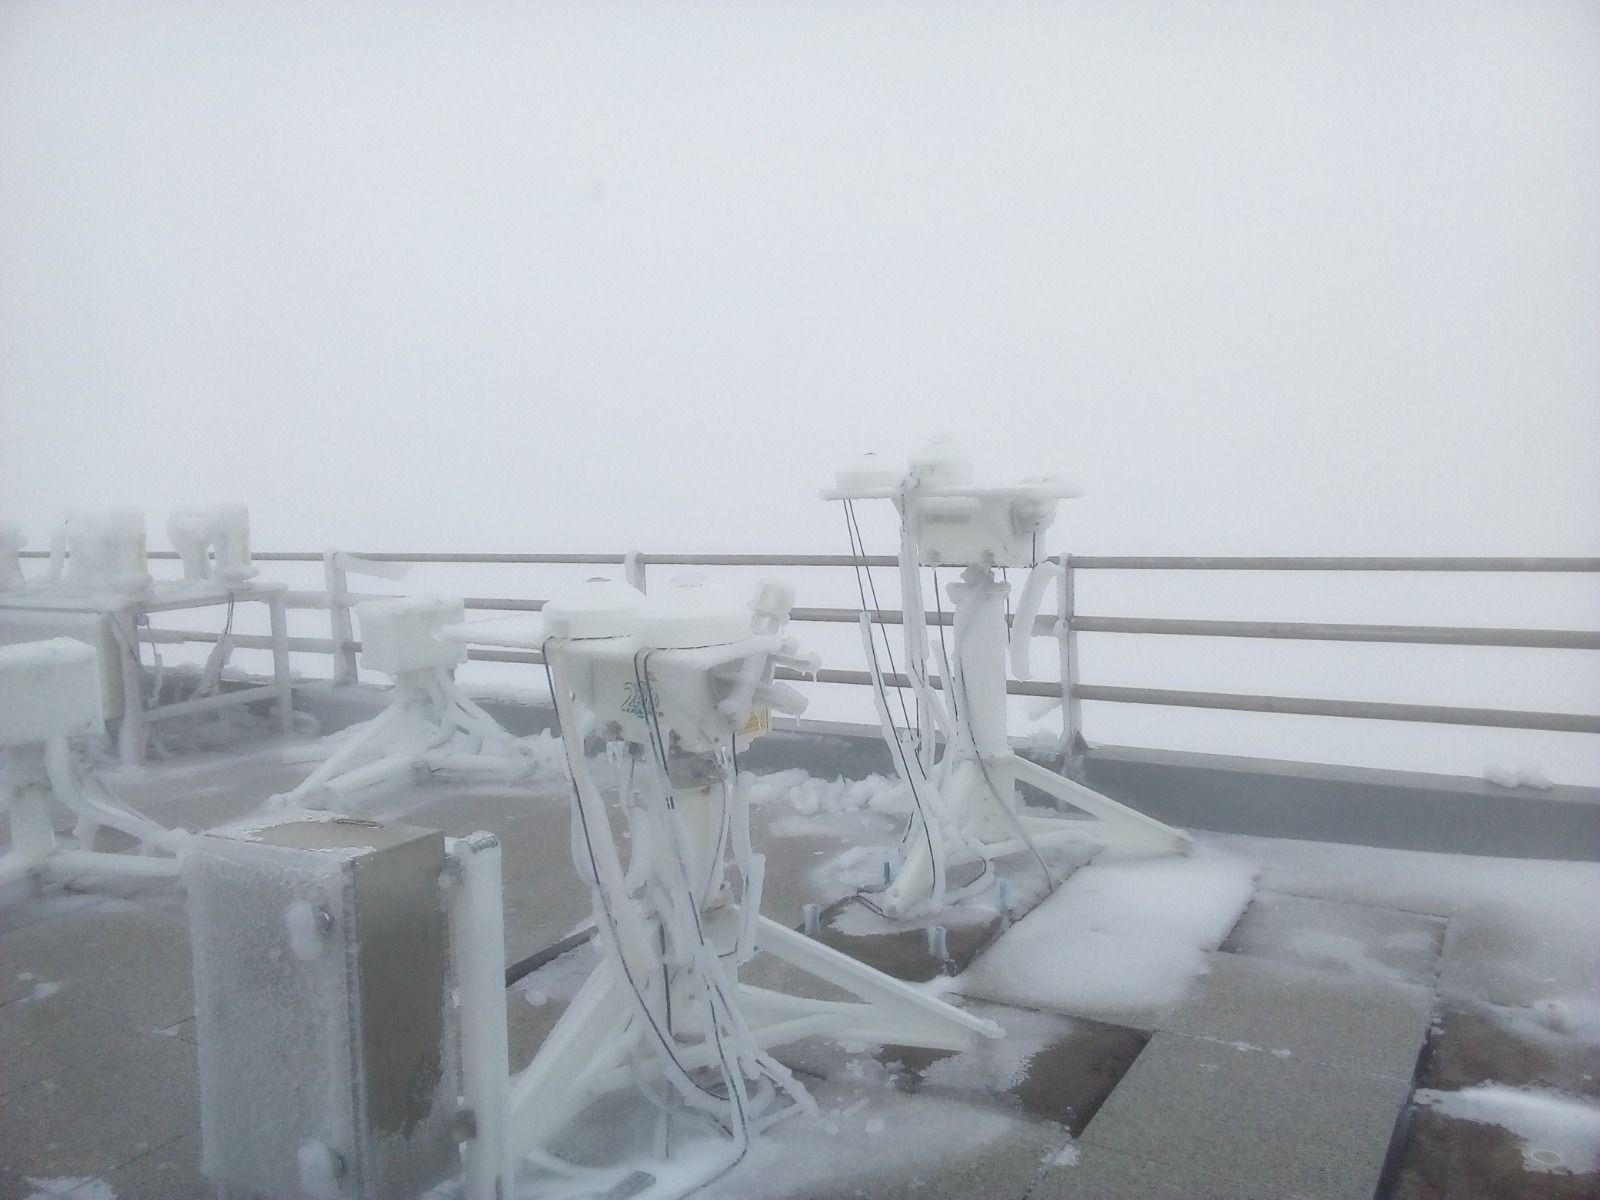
[276,701,409,804]
[1010,755,1191,853]
[507,966,633,1153]
[753,917,1000,1047]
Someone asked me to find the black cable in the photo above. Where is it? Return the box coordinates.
[504,924,596,988]
[843,502,914,734]
[933,568,956,723]
[631,647,768,1144]
[541,641,727,1119]
[842,501,940,898]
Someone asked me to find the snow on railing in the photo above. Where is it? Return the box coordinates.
[19,550,1600,759]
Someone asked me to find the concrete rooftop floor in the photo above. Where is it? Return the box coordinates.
[2,714,1598,1200]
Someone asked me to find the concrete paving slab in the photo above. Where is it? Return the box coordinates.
[102,1132,210,1200]
[0,890,104,939]
[0,987,178,1096]
[388,783,592,961]
[1222,888,1445,985]
[0,973,32,1006]
[1437,908,1600,1011]
[1159,949,1434,1079]
[1080,1031,1413,1200]
[0,1032,198,1178]
[700,1096,1066,1200]
[0,901,195,1034]
[1026,1141,1263,1199]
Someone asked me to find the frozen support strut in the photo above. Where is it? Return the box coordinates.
[444,574,1001,1192]
[824,440,1193,917]
[274,596,542,811]
[0,638,184,890]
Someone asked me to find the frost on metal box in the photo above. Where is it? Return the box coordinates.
[183,810,459,1200]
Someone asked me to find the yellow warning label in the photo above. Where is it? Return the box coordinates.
[740,707,770,737]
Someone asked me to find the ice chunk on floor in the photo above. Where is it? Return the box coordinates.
[742,769,909,817]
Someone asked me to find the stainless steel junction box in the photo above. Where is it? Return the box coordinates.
[184,810,460,1200]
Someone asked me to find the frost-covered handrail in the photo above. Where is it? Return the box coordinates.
[1068,556,1600,571]
[23,549,1596,746]
[22,549,1599,570]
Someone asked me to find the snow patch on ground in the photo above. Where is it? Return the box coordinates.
[696,1070,1026,1199]
[958,847,1257,1019]
[1416,1085,1600,1174]
[1486,996,1600,1049]
[1043,1138,1080,1167]
[1212,832,1600,1024]
[1279,928,1430,984]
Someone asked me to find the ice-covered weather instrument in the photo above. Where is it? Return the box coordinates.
[823,437,1192,918]
[167,502,258,585]
[38,508,153,596]
[439,573,1002,1197]
[272,595,544,810]
[0,637,185,888]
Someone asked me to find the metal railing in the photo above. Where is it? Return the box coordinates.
[19,549,1600,757]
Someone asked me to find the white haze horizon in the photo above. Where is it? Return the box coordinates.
[2,0,1597,783]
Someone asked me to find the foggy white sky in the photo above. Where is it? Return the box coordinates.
[2,0,1597,556]
[2,0,1597,783]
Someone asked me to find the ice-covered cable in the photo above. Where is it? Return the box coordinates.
[858,613,947,909]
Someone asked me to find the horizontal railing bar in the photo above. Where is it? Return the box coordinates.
[19,549,1599,572]
[1070,616,1600,650]
[464,598,545,612]
[466,648,544,665]
[1069,556,1600,572]
[147,629,337,655]
[145,625,1599,732]
[322,551,902,568]
[142,683,283,722]
[177,584,1600,655]
[288,594,1600,649]
[1072,684,1600,733]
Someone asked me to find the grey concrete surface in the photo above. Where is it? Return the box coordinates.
[1222,890,1447,986]
[1025,1142,1263,1199]
[1156,951,1435,1079]
[1079,1031,1415,1200]
[2,711,1594,1199]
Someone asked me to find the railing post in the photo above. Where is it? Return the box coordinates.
[624,551,647,594]
[322,549,358,687]
[1057,553,1083,765]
